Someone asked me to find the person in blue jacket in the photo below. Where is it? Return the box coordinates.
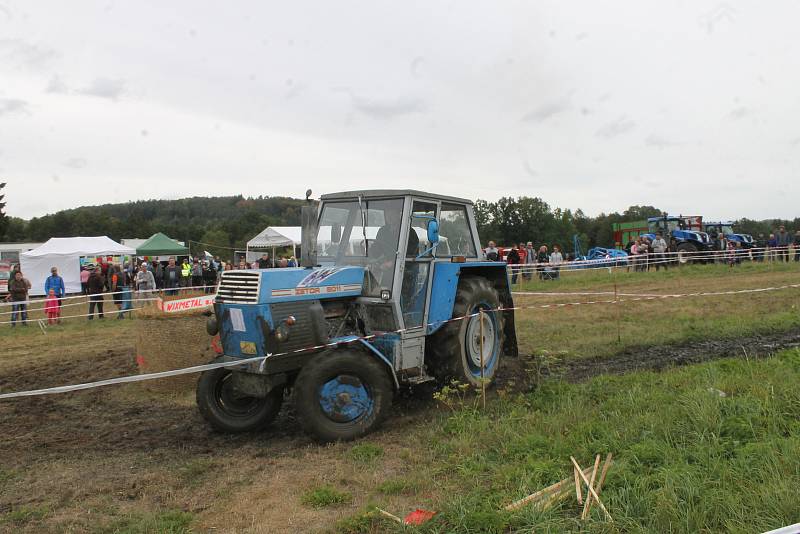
[44,266,65,311]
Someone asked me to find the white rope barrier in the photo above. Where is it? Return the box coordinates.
[1,281,799,400]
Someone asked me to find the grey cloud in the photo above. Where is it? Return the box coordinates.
[728,106,749,120]
[0,98,28,116]
[77,78,126,100]
[63,157,88,169]
[521,101,570,123]
[698,3,736,34]
[0,38,58,69]
[340,90,426,119]
[410,56,424,78]
[645,134,680,149]
[596,116,636,138]
[45,75,68,94]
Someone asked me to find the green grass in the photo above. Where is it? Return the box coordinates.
[0,506,48,526]
[512,261,800,359]
[342,349,800,533]
[347,443,384,464]
[102,510,194,534]
[301,485,353,508]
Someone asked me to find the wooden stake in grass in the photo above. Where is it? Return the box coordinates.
[479,309,486,411]
[377,508,403,523]
[574,464,583,505]
[581,455,601,520]
[570,456,613,522]
[504,466,593,511]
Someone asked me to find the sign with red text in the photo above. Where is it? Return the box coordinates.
[157,295,215,313]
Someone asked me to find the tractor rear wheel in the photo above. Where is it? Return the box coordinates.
[293,349,393,442]
[196,364,284,433]
[427,277,504,387]
[676,242,698,264]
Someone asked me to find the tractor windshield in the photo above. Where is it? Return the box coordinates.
[316,198,404,296]
[648,219,681,233]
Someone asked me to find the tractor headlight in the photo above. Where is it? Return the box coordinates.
[206,316,218,336]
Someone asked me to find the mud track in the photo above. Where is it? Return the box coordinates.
[553,327,800,382]
[2,328,800,464]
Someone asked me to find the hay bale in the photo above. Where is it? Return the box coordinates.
[135,303,217,394]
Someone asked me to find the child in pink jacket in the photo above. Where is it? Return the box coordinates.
[44,289,60,324]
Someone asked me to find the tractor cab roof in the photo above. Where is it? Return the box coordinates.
[320,189,473,205]
[704,221,734,226]
[647,215,702,222]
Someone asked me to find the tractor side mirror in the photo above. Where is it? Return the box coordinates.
[427,219,440,245]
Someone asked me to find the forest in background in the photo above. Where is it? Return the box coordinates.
[0,194,797,259]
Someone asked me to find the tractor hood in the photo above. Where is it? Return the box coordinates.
[215,265,365,305]
[258,266,364,303]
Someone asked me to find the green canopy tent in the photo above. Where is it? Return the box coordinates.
[135,232,189,257]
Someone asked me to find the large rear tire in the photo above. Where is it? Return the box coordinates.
[293,349,393,442]
[196,364,284,433]
[426,277,504,387]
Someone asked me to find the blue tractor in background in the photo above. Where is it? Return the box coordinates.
[702,221,754,249]
[198,190,518,442]
[642,215,713,263]
[570,234,628,269]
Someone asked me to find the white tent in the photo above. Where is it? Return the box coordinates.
[20,237,135,296]
[246,226,302,265]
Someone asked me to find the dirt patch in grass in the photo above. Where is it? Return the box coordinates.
[552,326,800,382]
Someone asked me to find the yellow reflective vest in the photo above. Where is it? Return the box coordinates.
[181,263,191,277]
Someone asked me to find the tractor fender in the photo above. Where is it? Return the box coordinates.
[427,262,518,357]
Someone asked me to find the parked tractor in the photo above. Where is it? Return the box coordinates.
[702,221,754,249]
[197,190,518,442]
[642,215,713,263]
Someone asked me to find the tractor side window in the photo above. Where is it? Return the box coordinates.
[440,203,477,257]
[408,201,437,257]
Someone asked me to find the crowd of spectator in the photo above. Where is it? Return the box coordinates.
[484,241,566,282]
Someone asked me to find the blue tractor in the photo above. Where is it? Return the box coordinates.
[642,215,713,263]
[571,235,628,270]
[702,221,754,249]
[198,190,518,442]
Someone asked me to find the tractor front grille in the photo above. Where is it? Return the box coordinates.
[216,271,260,304]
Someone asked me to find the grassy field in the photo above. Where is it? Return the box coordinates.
[1,261,799,532]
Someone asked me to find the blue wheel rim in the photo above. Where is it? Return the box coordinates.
[465,301,500,378]
[318,375,374,423]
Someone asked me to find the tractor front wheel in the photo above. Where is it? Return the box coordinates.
[196,364,284,433]
[427,277,504,387]
[293,349,393,442]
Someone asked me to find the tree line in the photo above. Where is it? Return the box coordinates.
[2,194,797,258]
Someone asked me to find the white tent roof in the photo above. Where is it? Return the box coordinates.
[21,236,135,258]
[247,226,302,248]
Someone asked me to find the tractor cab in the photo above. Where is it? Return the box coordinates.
[199,190,517,442]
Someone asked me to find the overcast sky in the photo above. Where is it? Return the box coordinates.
[1,0,798,220]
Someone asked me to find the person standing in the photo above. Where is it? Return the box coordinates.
[87,266,106,320]
[44,266,66,310]
[109,263,130,319]
[163,258,181,296]
[180,258,192,288]
[135,262,156,298]
[202,260,217,294]
[45,289,60,324]
[767,233,778,261]
[652,232,668,271]
[483,241,500,261]
[152,260,164,289]
[794,231,800,262]
[536,245,549,280]
[754,233,766,262]
[6,270,31,327]
[257,253,271,269]
[776,226,791,262]
[191,259,203,289]
[80,265,91,294]
[506,244,521,284]
[523,241,535,281]
[549,244,564,280]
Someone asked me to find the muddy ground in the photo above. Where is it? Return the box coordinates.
[4,327,800,462]
[2,327,800,532]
